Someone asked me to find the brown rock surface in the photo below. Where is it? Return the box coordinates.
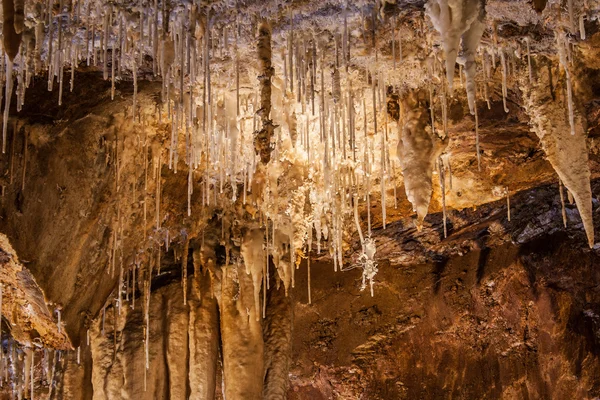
[0,0,599,399]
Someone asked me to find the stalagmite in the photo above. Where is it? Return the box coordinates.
[165,284,189,400]
[262,265,293,398]
[219,265,264,399]
[29,350,33,399]
[189,250,219,400]
[24,347,31,398]
[397,89,448,230]
[241,229,265,322]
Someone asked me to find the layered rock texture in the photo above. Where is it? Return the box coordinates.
[0,0,599,398]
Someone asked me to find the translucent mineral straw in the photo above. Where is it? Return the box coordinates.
[526,38,532,84]
[2,61,14,154]
[500,49,509,113]
[559,178,567,227]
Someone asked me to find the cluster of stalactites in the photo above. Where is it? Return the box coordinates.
[0,345,47,399]
[425,0,485,105]
[0,2,466,308]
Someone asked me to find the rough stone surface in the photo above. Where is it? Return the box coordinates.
[0,0,600,398]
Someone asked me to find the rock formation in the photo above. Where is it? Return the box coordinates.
[0,0,598,398]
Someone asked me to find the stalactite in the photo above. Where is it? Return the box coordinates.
[521,65,594,247]
[526,38,533,84]
[155,152,162,230]
[392,17,397,71]
[500,48,509,113]
[254,21,275,164]
[506,187,511,221]
[307,235,312,305]
[381,111,387,229]
[56,307,62,334]
[557,32,575,136]
[568,0,575,33]
[117,258,123,315]
[2,61,14,154]
[132,61,138,122]
[475,98,481,170]
[398,89,448,230]
[3,0,22,61]
[29,350,33,399]
[264,221,269,317]
[438,157,447,238]
[426,0,485,93]
[0,3,599,398]
[182,238,189,306]
[457,5,485,115]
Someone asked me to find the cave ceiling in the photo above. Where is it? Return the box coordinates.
[0,0,599,398]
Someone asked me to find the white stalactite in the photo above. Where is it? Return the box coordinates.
[426,0,485,94]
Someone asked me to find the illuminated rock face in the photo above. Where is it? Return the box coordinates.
[0,0,599,398]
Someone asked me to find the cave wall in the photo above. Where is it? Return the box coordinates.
[290,238,600,399]
[0,0,599,398]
